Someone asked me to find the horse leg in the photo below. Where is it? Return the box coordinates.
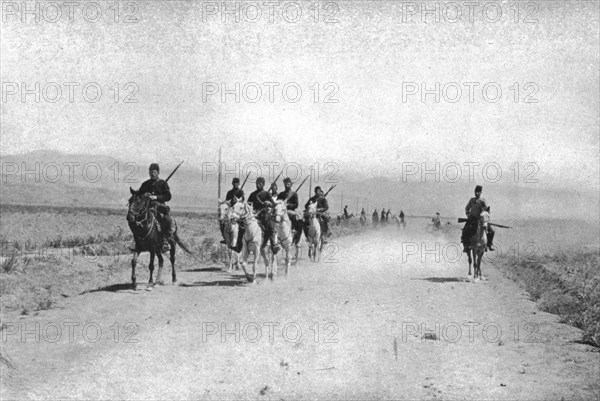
[131,251,139,290]
[155,252,165,285]
[252,244,259,283]
[316,238,323,263]
[285,244,290,275]
[467,250,473,277]
[148,251,155,285]
[260,245,270,280]
[271,250,277,280]
[477,251,484,280]
[239,243,251,282]
[170,242,176,284]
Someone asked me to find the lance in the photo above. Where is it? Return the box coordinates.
[165,161,184,182]
[285,175,309,201]
[240,172,251,190]
[457,218,512,229]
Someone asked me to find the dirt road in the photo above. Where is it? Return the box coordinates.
[2,227,599,400]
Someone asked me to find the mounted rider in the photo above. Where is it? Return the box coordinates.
[432,212,441,230]
[137,163,172,252]
[304,186,331,241]
[461,185,495,252]
[248,177,280,254]
[276,177,302,243]
[221,177,245,248]
[268,182,279,198]
[225,177,245,205]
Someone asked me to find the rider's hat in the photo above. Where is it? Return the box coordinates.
[232,177,240,184]
[149,163,160,173]
[475,185,482,192]
[283,177,292,184]
[314,186,322,193]
[256,177,265,185]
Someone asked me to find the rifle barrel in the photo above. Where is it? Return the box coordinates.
[165,161,184,182]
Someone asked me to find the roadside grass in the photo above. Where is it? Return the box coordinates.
[0,203,227,314]
[495,250,600,347]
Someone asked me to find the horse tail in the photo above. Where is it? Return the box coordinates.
[173,232,193,254]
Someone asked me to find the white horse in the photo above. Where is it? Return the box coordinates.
[272,200,299,275]
[231,201,272,283]
[304,202,323,263]
[218,200,240,271]
[466,211,490,282]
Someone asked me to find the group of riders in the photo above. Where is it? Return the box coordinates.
[134,163,495,256]
[220,176,333,255]
[365,208,405,227]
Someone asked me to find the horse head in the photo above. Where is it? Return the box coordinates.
[127,188,153,224]
[306,202,317,217]
[272,200,288,224]
[480,210,490,230]
[232,200,254,221]
[218,199,232,221]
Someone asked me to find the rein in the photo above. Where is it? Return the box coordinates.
[130,198,158,241]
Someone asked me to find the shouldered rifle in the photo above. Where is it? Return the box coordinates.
[323,184,336,197]
[165,161,184,182]
[457,217,512,229]
[285,175,309,202]
[240,172,251,190]
[271,171,283,188]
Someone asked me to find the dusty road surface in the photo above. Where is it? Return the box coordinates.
[2,227,599,400]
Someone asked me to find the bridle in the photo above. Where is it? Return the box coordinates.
[272,203,292,244]
[128,196,157,241]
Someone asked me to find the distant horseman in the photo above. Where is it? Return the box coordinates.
[136,163,173,252]
[461,185,495,252]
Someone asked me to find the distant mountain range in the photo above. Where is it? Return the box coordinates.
[1,150,598,221]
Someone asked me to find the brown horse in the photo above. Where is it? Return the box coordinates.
[127,188,192,291]
[464,211,489,282]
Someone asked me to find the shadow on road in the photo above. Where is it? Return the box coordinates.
[414,277,471,283]
[185,266,225,273]
[179,279,248,287]
[83,283,134,293]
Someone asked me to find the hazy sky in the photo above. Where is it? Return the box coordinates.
[1,0,598,191]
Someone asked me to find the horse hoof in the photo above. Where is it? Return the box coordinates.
[145,286,153,292]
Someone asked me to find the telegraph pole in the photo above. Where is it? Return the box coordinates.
[217,146,222,199]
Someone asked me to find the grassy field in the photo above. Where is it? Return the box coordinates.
[1,205,599,347]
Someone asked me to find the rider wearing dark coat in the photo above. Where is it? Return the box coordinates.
[225,177,245,205]
[221,177,245,248]
[277,177,302,244]
[303,186,331,241]
[248,177,280,254]
[137,163,173,252]
[461,185,495,251]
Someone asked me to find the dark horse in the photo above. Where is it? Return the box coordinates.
[127,188,192,290]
